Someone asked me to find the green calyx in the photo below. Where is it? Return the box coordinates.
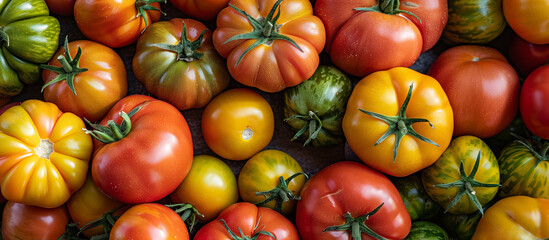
[324,203,387,240]
[59,205,126,240]
[359,83,439,162]
[354,0,421,23]
[0,29,9,47]
[284,111,323,146]
[164,203,204,232]
[434,151,501,215]
[255,172,308,213]
[512,133,549,168]
[84,102,148,144]
[40,36,89,95]
[223,0,303,66]
[219,218,277,240]
[151,21,206,62]
[135,0,166,33]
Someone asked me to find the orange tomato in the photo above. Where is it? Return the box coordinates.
[503,0,549,44]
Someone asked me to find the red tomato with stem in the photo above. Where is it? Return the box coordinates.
[520,64,549,139]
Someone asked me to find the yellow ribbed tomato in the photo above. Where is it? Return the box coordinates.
[0,100,92,208]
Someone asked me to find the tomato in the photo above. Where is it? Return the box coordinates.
[390,174,441,221]
[520,64,549,139]
[45,0,75,16]
[133,18,229,110]
[193,202,299,240]
[508,33,549,77]
[212,0,325,92]
[439,200,496,240]
[421,136,500,215]
[170,0,229,21]
[74,0,162,48]
[0,100,92,208]
[202,88,274,160]
[296,161,411,240]
[2,201,69,240]
[472,196,549,239]
[315,0,447,77]
[427,45,520,138]
[42,37,127,122]
[170,155,238,222]
[110,203,189,240]
[238,149,307,216]
[405,221,449,240]
[89,95,193,204]
[342,67,454,177]
[503,0,549,44]
[66,175,126,238]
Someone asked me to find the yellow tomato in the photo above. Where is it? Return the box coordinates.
[201,88,274,160]
[0,100,92,208]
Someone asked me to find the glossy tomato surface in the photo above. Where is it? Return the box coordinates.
[2,201,70,240]
[520,65,549,139]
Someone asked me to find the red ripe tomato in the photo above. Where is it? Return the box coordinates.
[520,64,549,139]
[508,34,549,77]
[2,201,70,240]
[89,95,193,204]
[170,0,229,21]
[45,0,75,16]
[428,45,520,138]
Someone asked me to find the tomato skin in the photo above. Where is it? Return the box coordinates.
[427,45,520,138]
[110,203,189,240]
[296,161,411,240]
[390,174,441,221]
[520,65,549,139]
[91,95,193,204]
[472,196,549,239]
[342,67,454,177]
[170,0,229,21]
[45,0,75,16]
[74,0,161,48]
[43,40,127,122]
[193,202,299,240]
[503,0,549,44]
[170,155,238,222]
[201,88,274,160]
[2,201,70,240]
[508,34,549,77]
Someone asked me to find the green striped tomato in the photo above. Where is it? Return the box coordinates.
[391,174,441,221]
[405,221,449,240]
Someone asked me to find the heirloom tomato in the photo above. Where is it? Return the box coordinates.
[170,155,238,222]
[391,174,441,221]
[503,0,549,44]
[2,201,70,240]
[213,0,325,92]
[88,95,193,204]
[193,202,299,240]
[45,0,75,16]
[202,88,274,160]
[133,18,229,110]
[315,0,447,76]
[74,0,162,48]
[342,67,453,177]
[42,37,127,122]
[520,64,549,139]
[427,45,520,138]
[283,65,352,147]
[0,100,92,208]
[439,200,495,240]
[296,161,411,240]
[170,0,229,21]
[110,203,189,240]
[421,136,500,215]
[405,221,449,240]
[0,0,60,97]
[238,149,307,216]
[472,196,549,239]
[508,34,549,77]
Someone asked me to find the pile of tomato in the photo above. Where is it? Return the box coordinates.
[0,0,548,239]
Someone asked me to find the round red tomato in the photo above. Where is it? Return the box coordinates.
[2,201,70,240]
[428,45,520,138]
[42,38,127,122]
[508,33,549,77]
[45,0,75,16]
[170,0,229,21]
[296,161,411,240]
[520,65,549,139]
[193,202,299,240]
[74,0,162,48]
[89,95,193,204]
[110,203,189,240]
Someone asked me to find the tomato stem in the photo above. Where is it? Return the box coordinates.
[84,102,148,144]
[255,172,308,214]
[150,21,206,62]
[219,218,276,240]
[284,110,324,146]
[164,203,204,232]
[512,133,549,164]
[323,203,387,240]
[135,0,166,34]
[354,0,422,23]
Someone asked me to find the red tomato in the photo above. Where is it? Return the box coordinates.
[45,0,75,16]
[193,202,299,240]
[315,0,448,76]
[2,201,70,240]
[520,64,549,139]
[428,45,520,138]
[296,161,411,240]
[170,0,229,21]
[90,95,193,204]
[74,0,162,48]
[508,34,549,77]
[110,203,189,240]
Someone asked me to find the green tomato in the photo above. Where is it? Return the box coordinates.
[391,174,441,221]
[283,65,352,147]
[405,221,449,240]
[443,0,506,44]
